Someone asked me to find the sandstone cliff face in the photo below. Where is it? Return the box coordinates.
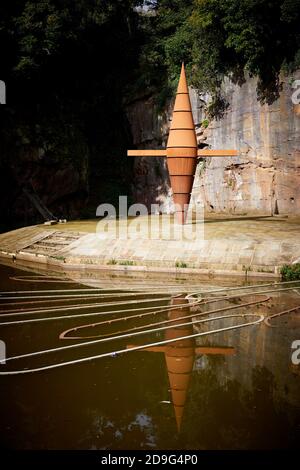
[126,72,300,216]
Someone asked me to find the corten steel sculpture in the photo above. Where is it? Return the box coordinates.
[127,63,238,224]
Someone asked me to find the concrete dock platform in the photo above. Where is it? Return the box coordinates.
[0,215,299,278]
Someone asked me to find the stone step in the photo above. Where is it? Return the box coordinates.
[34,239,71,246]
[19,231,85,256]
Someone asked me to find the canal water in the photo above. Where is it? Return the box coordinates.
[0,262,299,449]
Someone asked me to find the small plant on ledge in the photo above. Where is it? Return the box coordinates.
[119,260,135,266]
[201,119,209,129]
[175,261,188,268]
[281,264,300,281]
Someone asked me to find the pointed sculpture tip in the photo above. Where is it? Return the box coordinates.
[177,62,188,94]
[180,62,185,77]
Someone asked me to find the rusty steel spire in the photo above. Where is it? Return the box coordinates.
[127,64,238,224]
[166,63,198,224]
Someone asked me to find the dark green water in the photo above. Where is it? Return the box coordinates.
[0,263,300,449]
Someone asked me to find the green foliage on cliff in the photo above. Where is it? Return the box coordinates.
[142,0,300,108]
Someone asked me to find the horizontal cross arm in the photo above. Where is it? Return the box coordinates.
[127,149,238,157]
[127,150,167,157]
[198,149,238,156]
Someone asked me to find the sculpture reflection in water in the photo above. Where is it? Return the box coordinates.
[127,295,235,432]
